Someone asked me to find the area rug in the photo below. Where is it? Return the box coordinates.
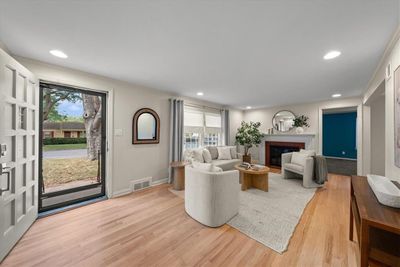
[227,173,316,254]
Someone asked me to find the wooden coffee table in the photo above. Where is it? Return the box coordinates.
[170,161,188,190]
[235,164,270,192]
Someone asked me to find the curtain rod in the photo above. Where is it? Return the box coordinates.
[184,101,225,112]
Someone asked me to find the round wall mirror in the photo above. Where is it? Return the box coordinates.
[272,110,295,132]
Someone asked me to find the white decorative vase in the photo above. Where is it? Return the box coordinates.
[295,127,304,134]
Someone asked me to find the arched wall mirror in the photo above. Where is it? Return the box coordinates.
[132,108,160,144]
[272,110,295,132]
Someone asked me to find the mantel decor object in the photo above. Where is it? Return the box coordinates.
[293,114,310,134]
[132,108,160,144]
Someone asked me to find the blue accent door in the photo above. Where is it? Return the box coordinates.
[323,112,357,159]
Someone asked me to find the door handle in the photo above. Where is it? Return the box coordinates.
[0,167,11,194]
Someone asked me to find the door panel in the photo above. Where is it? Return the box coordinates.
[0,49,39,262]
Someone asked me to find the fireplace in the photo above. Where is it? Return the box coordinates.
[265,141,305,167]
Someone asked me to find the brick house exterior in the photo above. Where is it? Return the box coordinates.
[43,121,86,138]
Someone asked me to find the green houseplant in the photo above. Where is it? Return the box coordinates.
[293,115,309,134]
[235,121,263,163]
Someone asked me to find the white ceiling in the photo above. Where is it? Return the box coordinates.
[0,0,398,109]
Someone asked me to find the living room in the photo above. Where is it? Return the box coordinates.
[0,1,399,266]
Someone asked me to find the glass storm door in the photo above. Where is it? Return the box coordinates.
[39,82,106,212]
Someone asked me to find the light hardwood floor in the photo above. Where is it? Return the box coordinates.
[1,173,358,267]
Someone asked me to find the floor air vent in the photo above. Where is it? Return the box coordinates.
[131,178,151,192]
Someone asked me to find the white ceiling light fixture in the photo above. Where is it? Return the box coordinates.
[196,92,204,96]
[49,49,68,58]
[323,50,341,60]
[246,106,252,109]
[332,93,342,98]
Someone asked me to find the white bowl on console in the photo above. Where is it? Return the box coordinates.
[367,174,400,208]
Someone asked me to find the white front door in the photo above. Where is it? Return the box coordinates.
[0,48,39,262]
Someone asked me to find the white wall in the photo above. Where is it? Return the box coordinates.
[229,108,244,146]
[363,27,400,181]
[370,95,385,175]
[0,40,10,54]
[15,56,227,196]
[16,56,172,195]
[243,97,362,162]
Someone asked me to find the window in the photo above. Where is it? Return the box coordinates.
[184,132,200,149]
[184,106,222,149]
[43,131,53,139]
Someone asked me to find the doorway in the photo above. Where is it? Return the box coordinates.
[366,80,386,176]
[322,107,358,175]
[39,82,106,212]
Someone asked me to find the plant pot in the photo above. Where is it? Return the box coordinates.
[295,127,304,134]
[243,154,251,163]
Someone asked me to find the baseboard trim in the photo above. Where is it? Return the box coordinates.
[152,178,169,186]
[112,178,169,198]
[112,188,132,198]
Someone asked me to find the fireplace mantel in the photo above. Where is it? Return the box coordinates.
[258,133,317,166]
[263,133,316,137]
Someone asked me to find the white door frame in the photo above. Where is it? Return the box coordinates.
[39,79,114,199]
[318,104,363,175]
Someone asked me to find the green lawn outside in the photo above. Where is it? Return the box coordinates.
[43,143,87,151]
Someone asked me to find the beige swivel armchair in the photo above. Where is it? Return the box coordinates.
[281,150,323,188]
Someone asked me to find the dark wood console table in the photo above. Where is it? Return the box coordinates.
[350,176,400,267]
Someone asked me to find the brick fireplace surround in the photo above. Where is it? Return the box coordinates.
[265,141,305,168]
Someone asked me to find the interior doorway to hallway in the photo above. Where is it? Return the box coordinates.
[39,82,106,212]
[366,80,386,176]
[322,107,358,176]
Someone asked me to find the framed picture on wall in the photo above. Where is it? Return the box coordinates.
[394,66,400,167]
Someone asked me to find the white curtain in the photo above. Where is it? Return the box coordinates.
[169,99,184,183]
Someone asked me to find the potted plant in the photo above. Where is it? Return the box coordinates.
[293,115,310,134]
[235,121,263,163]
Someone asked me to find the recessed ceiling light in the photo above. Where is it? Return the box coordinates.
[323,50,341,60]
[49,49,68,58]
[196,92,204,96]
[246,106,252,109]
[332,93,342,98]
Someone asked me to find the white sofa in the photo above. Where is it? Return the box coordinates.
[185,165,239,227]
[282,149,323,188]
[183,146,242,171]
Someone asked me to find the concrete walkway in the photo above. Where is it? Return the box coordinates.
[43,149,87,159]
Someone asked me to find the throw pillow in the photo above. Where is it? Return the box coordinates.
[202,149,212,163]
[192,149,205,163]
[300,149,316,157]
[206,146,219,160]
[227,146,238,159]
[192,161,212,171]
[182,149,194,163]
[192,162,222,172]
[211,165,223,172]
[291,152,307,166]
[217,147,232,160]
